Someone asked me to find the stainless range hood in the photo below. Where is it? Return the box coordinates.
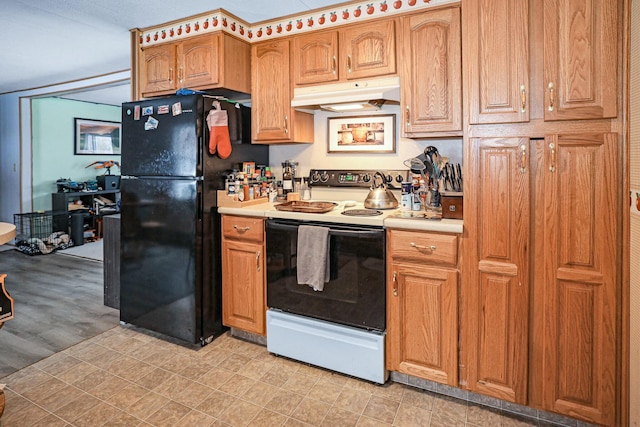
[291,76,400,112]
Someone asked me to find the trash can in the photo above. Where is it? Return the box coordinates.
[70,212,86,246]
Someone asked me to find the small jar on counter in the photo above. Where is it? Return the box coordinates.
[401,182,412,213]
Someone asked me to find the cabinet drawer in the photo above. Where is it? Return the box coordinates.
[388,230,457,266]
[222,216,264,243]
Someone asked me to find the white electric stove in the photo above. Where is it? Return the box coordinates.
[264,169,410,384]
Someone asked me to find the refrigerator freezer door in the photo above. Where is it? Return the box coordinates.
[121,95,202,178]
[119,177,203,343]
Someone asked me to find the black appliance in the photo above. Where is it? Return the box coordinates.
[266,218,386,331]
[119,94,268,345]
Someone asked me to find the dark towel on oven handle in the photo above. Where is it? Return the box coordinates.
[296,225,330,291]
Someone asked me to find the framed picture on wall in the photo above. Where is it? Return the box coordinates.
[327,114,395,153]
[74,118,121,155]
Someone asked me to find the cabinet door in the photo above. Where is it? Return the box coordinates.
[222,239,265,335]
[293,31,339,85]
[464,137,530,404]
[341,20,396,80]
[401,8,461,136]
[141,43,177,95]
[534,133,617,425]
[465,0,529,124]
[178,34,220,88]
[252,40,293,141]
[386,263,458,386]
[543,0,617,120]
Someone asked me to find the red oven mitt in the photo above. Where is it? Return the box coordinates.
[206,101,232,159]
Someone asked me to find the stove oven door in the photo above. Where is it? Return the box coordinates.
[265,219,386,331]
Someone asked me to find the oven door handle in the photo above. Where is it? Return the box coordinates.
[328,229,383,238]
[266,221,383,238]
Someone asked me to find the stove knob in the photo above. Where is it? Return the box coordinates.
[310,171,320,183]
[385,174,393,184]
[319,172,329,182]
[395,174,404,183]
[362,173,371,183]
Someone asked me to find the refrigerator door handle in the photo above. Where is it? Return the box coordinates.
[197,189,203,222]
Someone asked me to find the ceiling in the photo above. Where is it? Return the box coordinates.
[0,0,339,106]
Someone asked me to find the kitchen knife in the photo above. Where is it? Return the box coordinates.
[447,164,455,192]
[443,165,450,191]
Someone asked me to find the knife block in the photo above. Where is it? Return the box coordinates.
[440,192,463,219]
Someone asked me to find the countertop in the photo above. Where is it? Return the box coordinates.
[218,201,463,234]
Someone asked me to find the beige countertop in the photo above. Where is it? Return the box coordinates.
[219,201,463,234]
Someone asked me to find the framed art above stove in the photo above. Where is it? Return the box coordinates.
[327,114,395,154]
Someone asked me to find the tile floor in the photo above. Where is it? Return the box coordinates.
[1,326,544,427]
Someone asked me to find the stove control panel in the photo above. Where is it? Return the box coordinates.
[309,169,409,189]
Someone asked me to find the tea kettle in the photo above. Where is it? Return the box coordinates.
[364,171,398,209]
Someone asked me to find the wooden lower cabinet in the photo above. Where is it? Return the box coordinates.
[386,229,459,386]
[530,134,618,426]
[221,215,266,335]
[463,136,530,404]
[464,133,619,425]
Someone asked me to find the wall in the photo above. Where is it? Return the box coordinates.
[630,1,640,424]
[31,98,121,211]
[268,105,463,180]
[0,70,129,223]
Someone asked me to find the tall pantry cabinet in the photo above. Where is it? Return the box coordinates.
[462,0,622,426]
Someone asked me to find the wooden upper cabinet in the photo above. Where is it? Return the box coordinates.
[252,40,314,143]
[543,0,617,121]
[139,33,250,98]
[178,35,220,88]
[293,19,396,86]
[141,43,177,95]
[252,40,292,141]
[465,0,529,124]
[293,31,339,85]
[400,7,462,137]
[340,20,396,80]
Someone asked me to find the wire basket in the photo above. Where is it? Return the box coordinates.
[13,211,66,241]
[13,211,71,255]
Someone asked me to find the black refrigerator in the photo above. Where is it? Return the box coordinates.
[119,94,268,345]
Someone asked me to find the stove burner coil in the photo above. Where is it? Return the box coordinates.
[341,209,383,217]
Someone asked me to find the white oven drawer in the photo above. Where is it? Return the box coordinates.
[267,309,387,384]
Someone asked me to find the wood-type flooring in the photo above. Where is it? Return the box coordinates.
[0,249,118,378]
